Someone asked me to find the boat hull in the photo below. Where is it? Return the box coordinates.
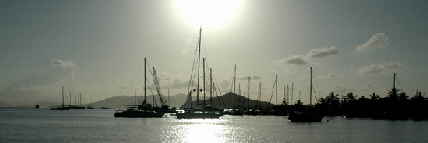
[288,111,323,122]
[114,110,164,118]
[177,111,222,119]
[50,107,70,110]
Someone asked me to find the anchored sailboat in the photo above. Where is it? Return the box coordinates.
[288,67,324,122]
[177,27,223,119]
[50,86,70,110]
[114,57,164,118]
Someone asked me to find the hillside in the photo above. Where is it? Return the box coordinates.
[186,92,274,109]
[87,94,188,108]
[88,92,274,109]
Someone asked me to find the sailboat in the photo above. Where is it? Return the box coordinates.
[114,57,165,118]
[176,27,223,119]
[288,67,323,122]
[223,64,244,116]
[50,86,70,110]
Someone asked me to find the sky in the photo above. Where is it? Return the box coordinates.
[1,0,428,106]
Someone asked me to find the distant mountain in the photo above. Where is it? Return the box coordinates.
[87,94,188,108]
[0,101,11,107]
[0,95,57,108]
[88,92,275,109]
[187,92,274,109]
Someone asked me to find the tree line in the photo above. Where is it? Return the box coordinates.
[317,88,428,120]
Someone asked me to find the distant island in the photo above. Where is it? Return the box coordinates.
[87,92,274,109]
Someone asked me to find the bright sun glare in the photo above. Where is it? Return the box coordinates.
[175,0,242,27]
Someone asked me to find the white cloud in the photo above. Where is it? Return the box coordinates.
[359,63,401,75]
[280,55,308,66]
[385,63,401,69]
[308,46,339,58]
[359,64,385,74]
[317,73,339,79]
[278,46,338,66]
[356,33,388,51]
[166,79,188,89]
[1,59,77,96]
[51,59,77,70]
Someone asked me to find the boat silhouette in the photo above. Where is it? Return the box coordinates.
[288,67,324,122]
[114,57,165,118]
[176,27,223,119]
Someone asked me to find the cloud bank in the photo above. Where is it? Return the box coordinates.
[51,59,77,70]
[317,73,339,79]
[359,63,401,75]
[278,46,338,66]
[281,55,308,65]
[356,33,388,51]
[1,59,78,97]
[308,46,338,58]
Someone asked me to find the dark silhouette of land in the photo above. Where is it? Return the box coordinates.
[317,73,428,121]
[85,72,428,121]
[317,90,428,121]
[187,92,274,110]
[87,94,187,108]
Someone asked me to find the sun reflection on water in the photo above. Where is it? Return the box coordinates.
[164,119,229,143]
[183,123,225,143]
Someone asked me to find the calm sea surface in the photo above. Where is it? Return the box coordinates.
[1,108,427,143]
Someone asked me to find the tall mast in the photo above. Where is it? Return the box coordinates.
[144,57,147,105]
[247,76,251,110]
[203,57,206,106]
[153,93,155,107]
[393,73,396,89]
[233,64,236,93]
[238,83,241,96]
[61,86,64,108]
[238,83,241,107]
[198,27,202,66]
[69,91,72,105]
[210,68,213,105]
[310,67,313,105]
[286,84,289,105]
[275,73,278,105]
[134,88,137,105]
[79,92,82,105]
[258,82,261,107]
[291,82,294,105]
[196,27,202,105]
[213,82,217,106]
[168,88,170,106]
[283,84,286,105]
[152,66,156,107]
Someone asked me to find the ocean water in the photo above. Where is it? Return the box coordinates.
[1,109,428,143]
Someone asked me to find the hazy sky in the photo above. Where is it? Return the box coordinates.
[1,0,428,106]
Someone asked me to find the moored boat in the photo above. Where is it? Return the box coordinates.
[176,27,223,119]
[113,57,165,118]
[288,67,324,122]
[114,105,164,118]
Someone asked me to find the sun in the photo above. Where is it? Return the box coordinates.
[175,0,242,27]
